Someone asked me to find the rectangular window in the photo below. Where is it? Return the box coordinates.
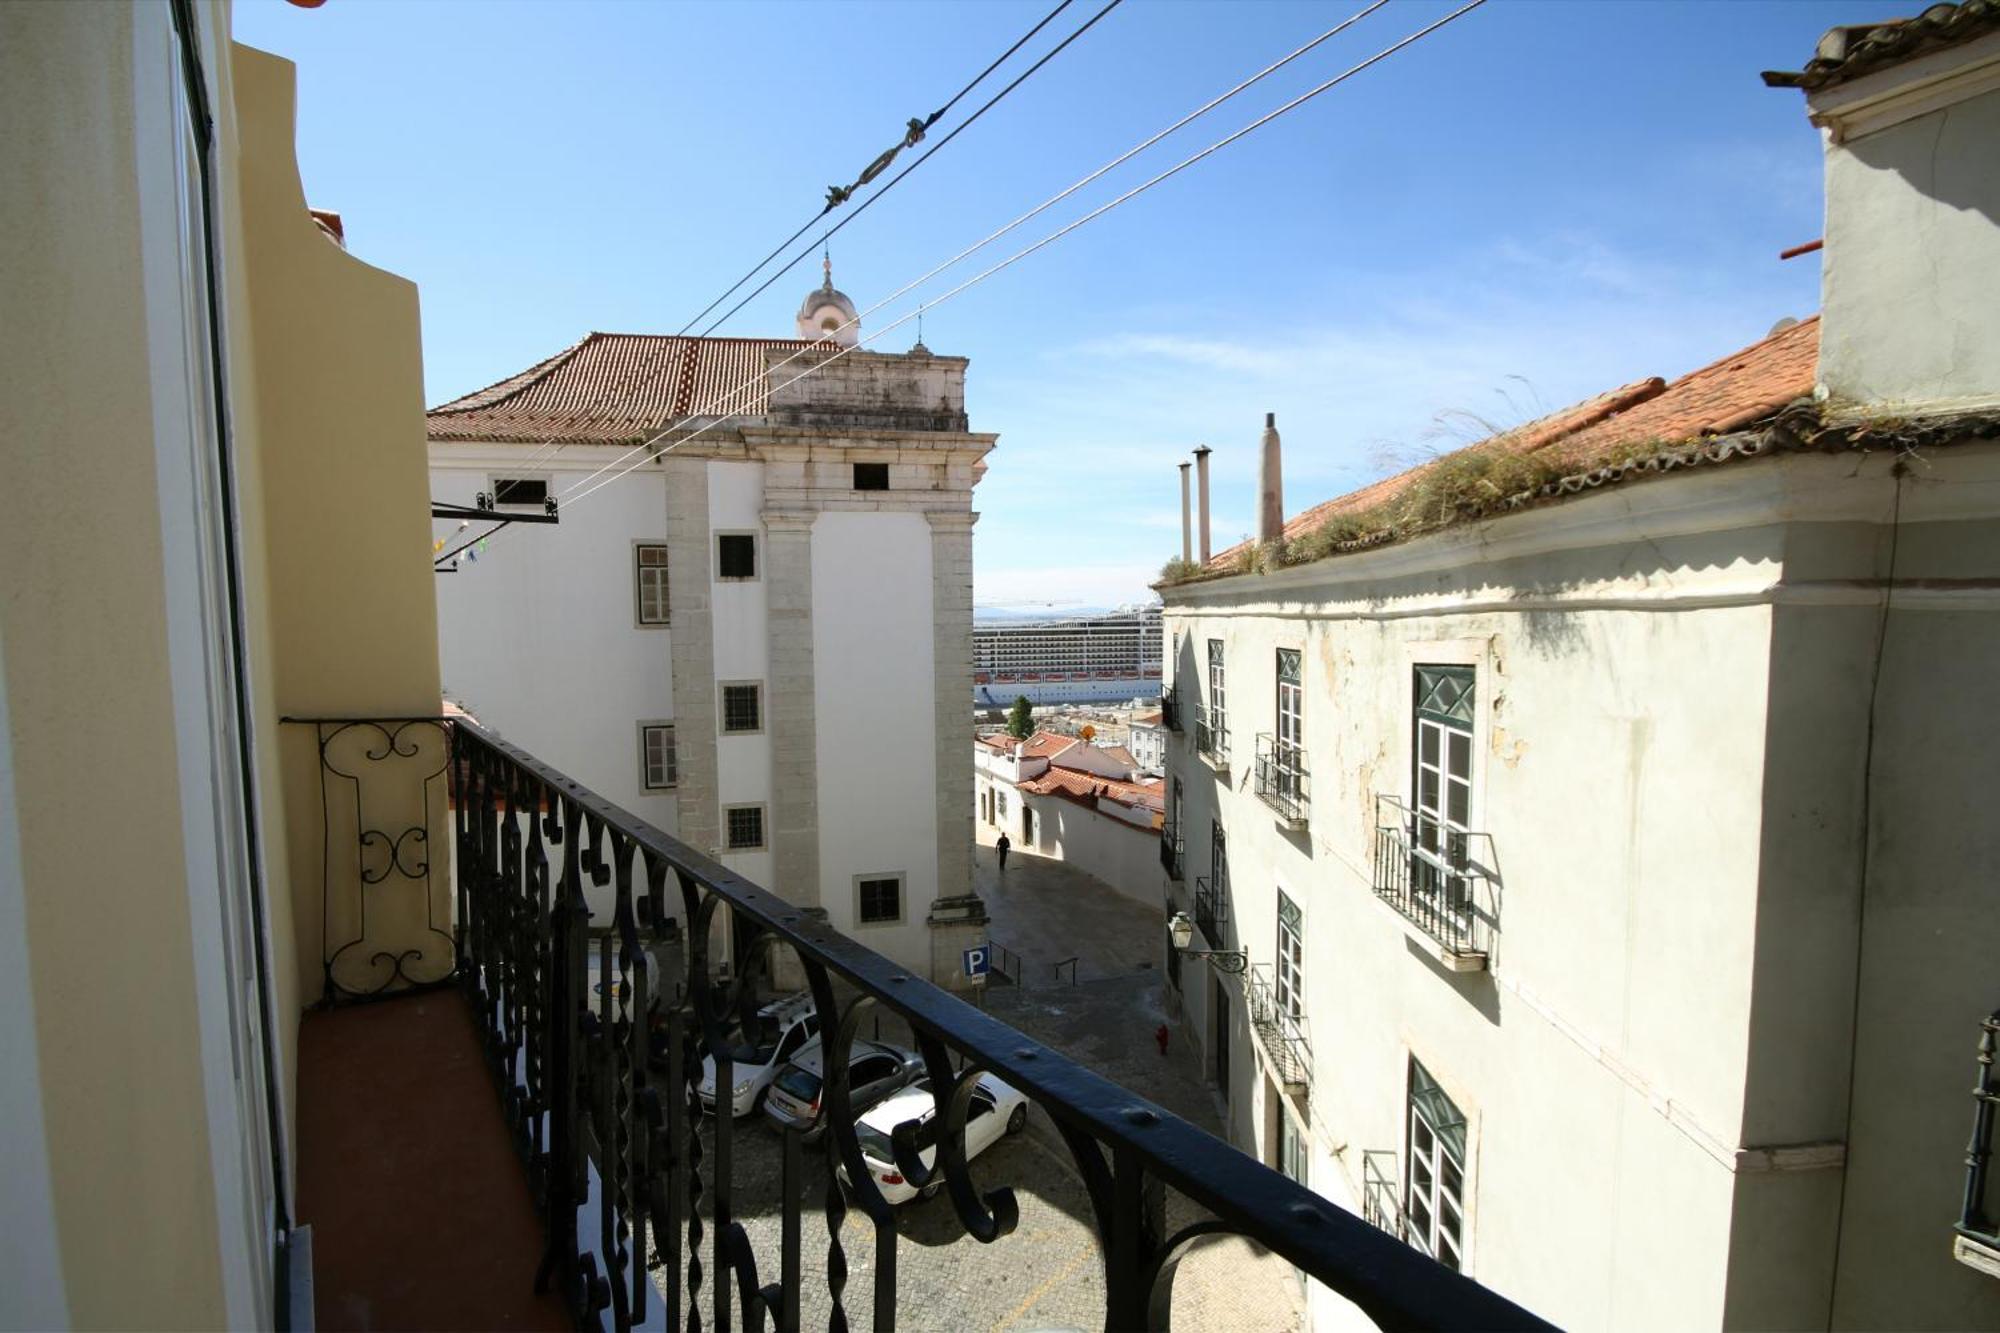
[853,462,890,491]
[1406,1058,1468,1271]
[1275,648,1303,798]
[1275,890,1303,1020]
[725,804,766,851]
[1207,638,1227,721]
[635,543,670,625]
[640,723,677,790]
[491,477,548,507]
[856,874,903,925]
[1412,665,1476,915]
[721,683,762,734]
[717,532,758,580]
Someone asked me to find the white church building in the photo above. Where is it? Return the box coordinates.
[428,269,997,987]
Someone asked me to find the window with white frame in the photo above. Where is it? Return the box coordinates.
[1412,665,1476,912]
[635,544,669,625]
[856,874,903,925]
[1207,638,1227,723]
[725,804,766,851]
[721,683,762,734]
[1405,1058,1468,1271]
[640,723,677,790]
[1275,890,1303,1020]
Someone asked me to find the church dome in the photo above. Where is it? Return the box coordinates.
[796,258,860,346]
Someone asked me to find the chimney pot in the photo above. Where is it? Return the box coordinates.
[1193,446,1213,564]
[1258,414,1283,549]
[1178,461,1193,565]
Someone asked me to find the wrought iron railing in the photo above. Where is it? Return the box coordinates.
[1363,1150,1406,1241]
[1245,963,1311,1091]
[1161,684,1183,733]
[301,715,1548,1331]
[1194,704,1230,769]
[1253,734,1309,827]
[1160,823,1185,881]
[1959,1011,2000,1260]
[1373,795,1498,962]
[1193,875,1229,950]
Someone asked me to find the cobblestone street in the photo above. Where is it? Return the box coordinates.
[648,839,1304,1332]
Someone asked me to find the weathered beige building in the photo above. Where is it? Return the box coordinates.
[1160,7,2000,1328]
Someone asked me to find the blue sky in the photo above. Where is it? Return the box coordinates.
[237,0,1882,610]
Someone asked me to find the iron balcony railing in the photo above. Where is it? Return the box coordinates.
[297,715,1547,1332]
[1245,963,1311,1091]
[1161,684,1183,734]
[1160,823,1185,881]
[1363,1150,1406,1241]
[1193,875,1229,950]
[1373,795,1498,963]
[1194,704,1230,770]
[1958,1011,2000,1270]
[1253,734,1309,827]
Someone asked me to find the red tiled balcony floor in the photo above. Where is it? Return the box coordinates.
[298,988,569,1332]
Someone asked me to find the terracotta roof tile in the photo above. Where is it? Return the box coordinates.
[1763,0,2000,90]
[1020,765,1165,813]
[1213,317,1820,569]
[427,331,831,445]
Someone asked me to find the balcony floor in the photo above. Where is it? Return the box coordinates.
[298,988,569,1332]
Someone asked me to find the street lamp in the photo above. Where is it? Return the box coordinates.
[1165,910,1247,973]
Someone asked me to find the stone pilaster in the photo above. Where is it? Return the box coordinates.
[926,510,981,986]
[665,455,718,856]
[763,509,819,909]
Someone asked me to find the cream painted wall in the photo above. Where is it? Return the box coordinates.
[1817,50,2000,415]
[1165,448,2000,1329]
[812,512,939,969]
[979,777,1163,912]
[2,4,230,1322]
[709,461,774,888]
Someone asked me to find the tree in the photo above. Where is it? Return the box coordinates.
[1007,695,1034,739]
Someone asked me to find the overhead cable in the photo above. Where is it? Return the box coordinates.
[551,0,1397,505]
[690,0,1126,340]
[549,0,1490,518]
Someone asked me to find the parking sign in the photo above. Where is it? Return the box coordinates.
[962,944,990,980]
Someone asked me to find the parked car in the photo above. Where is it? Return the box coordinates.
[840,1072,1028,1204]
[696,992,820,1118]
[763,1040,925,1142]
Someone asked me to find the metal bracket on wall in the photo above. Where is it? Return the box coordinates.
[431,499,560,573]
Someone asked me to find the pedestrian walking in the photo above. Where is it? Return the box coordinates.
[996,831,1011,872]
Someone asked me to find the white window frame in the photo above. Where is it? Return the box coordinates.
[719,681,764,736]
[487,473,550,509]
[1275,889,1303,1021]
[1405,1056,1470,1272]
[639,722,677,790]
[1207,638,1227,726]
[1411,662,1478,917]
[853,873,905,927]
[714,530,760,582]
[723,803,767,851]
[634,541,669,627]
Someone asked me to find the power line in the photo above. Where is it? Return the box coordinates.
[549,0,1490,518]
[690,0,1126,341]
[549,0,1397,506]
[494,0,1096,480]
[669,0,1081,341]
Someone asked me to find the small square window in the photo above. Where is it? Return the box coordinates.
[491,477,548,507]
[725,805,766,850]
[635,544,670,625]
[717,533,757,580]
[857,875,903,925]
[721,683,762,734]
[640,723,677,789]
[853,462,890,491]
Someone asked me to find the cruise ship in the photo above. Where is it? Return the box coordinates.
[973,605,1163,708]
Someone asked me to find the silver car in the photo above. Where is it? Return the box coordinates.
[763,1041,924,1142]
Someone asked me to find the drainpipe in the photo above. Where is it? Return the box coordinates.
[1193,445,1213,564]
[1178,461,1193,565]
[1259,412,1284,555]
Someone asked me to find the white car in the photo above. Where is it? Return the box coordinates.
[696,993,820,1118]
[842,1072,1029,1204]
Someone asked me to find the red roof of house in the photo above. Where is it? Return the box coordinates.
[1213,316,1820,568]
[427,332,832,445]
[1020,765,1165,816]
[1020,731,1080,759]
